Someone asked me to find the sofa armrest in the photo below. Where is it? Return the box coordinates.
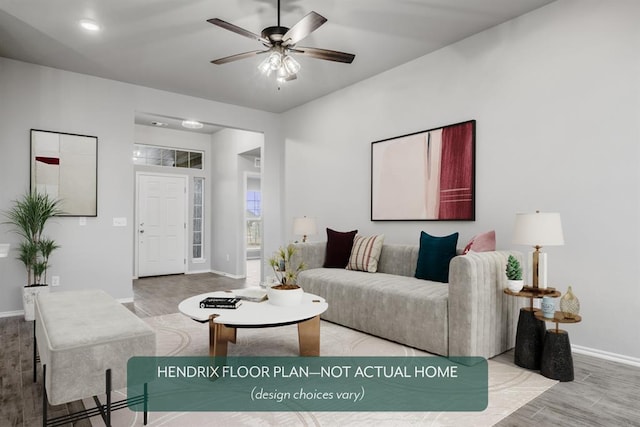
[448,251,525,358]
[291,242,326,270]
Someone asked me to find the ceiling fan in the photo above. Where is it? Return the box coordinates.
[207,0,355,82]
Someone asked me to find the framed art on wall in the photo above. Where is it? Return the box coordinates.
[31,129,98,217]
[371,120,475,221]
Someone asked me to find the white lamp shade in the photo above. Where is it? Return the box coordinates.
[513,212,564,246]
[293,217,317,237]
[0,243,9,258]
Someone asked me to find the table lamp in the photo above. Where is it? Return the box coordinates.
[0,243,9,258]
[293,217,317,243]
[513,211,564,290]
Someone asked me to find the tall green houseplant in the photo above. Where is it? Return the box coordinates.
[4,191,62,287]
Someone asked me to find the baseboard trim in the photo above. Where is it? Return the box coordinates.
[0,310,24,319]
[186,269,211,275]
[210,269,245,280]
[572,345,640,367]
[117,297,134,304]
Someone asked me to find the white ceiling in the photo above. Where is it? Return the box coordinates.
[0,0,555,114]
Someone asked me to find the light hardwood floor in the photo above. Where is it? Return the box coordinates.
[1,271,639,426]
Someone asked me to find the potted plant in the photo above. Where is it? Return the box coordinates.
[4,191,62,321]
[267,244,305,306]
[506,254,524,292]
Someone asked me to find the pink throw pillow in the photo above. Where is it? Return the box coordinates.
[463,230,496,254]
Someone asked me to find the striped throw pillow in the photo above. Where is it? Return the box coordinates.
[347,234,385,273]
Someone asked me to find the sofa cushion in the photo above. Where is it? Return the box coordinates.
[415,231,459,283]
[297,268,449,356]
[463,230,496,254]
[323,228,358,268]
[347,234,385,272]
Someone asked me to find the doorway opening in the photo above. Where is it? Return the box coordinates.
[242,150,262,286]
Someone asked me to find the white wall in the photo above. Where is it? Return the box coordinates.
[0,57,283,313]
[210,128,264,277]
[283,0,640,360]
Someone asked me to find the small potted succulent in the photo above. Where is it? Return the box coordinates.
[506,255,524,292]
[267,244,305,306]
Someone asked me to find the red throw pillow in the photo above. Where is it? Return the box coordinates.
[323,228,358,268]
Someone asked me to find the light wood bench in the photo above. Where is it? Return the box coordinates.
[35,290,156,426]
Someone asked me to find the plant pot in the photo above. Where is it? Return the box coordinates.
[23,284,49,321]
[267,284,304,307]
[507,279,524,292]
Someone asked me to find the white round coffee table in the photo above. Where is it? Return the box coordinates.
[179,291,328,356]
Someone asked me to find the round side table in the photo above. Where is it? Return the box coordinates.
[534,311,581,382]
[504,287,561,370]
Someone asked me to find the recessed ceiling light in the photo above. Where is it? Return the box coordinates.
[182,120,204,129]
[79,19,101,32]
[151,121,168,127]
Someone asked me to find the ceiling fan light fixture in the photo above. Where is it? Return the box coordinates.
[282,55,300,74]
[268,51,282,70]
[276,66,289,83]
[258,57,272,74]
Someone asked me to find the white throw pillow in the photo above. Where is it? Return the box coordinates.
[346,234,385,273]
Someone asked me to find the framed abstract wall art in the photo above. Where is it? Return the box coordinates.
[31,129,98,217]
[371,120,475,221]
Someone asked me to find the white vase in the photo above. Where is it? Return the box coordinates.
[507,279,524,292]
[267,285,303,307]
[22,285,49,321]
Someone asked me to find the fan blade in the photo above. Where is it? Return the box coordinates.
[207,18,271,45]
[282,11,327,46]
[211,50,268,65]
[292,47,355,63]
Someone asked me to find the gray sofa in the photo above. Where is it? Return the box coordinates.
[292,242,523,359]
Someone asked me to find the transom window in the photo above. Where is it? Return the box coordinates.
[133,144,203,169]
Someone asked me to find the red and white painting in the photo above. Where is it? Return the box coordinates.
[371,120,475,221]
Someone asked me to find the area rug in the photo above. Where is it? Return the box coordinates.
[89,313,556,427]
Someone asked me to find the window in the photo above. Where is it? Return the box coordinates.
[193,177,204,259]
[133,144,203,170]
[246,190,261,249]
[246,191,261,217]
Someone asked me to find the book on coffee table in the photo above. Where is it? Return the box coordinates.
[231,287,268,302]
[199,297,242,309]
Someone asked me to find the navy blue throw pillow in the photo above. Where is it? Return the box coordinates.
[415,231,459,283]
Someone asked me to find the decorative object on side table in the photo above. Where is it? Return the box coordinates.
[3,191,62,321]
[541,296,556,319]
[513,211,564,291]
[268,244,306,306]
[506,255,524,292]
[560,285,580,318]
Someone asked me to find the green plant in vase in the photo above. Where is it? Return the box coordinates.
[4,190,62,320]
[506,254,524,292]
[268,244,305,288]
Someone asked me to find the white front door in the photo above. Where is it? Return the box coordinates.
[137,173,187,277]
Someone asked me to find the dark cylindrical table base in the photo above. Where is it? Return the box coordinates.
[514,308,546,370]
[540,330,574,381]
